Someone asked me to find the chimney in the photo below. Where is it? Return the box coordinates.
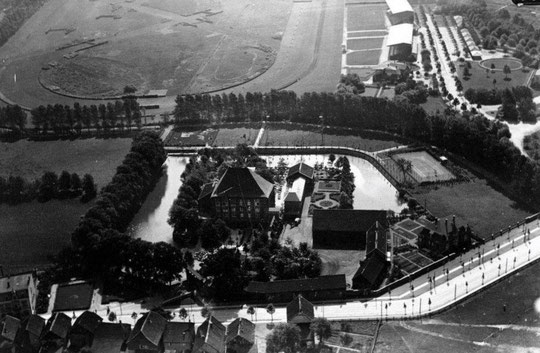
[445,219,448,236]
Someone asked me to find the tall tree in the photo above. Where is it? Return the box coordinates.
[266,323,301,353]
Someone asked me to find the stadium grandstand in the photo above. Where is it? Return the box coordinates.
[387,23,416,61]
[385,0,414,25]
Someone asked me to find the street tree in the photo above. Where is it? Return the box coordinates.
[266,323,301,353]
[266,304,275,323]
[310,317,332,347]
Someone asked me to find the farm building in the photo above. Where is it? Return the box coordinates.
[352,249,389,290]
[366,221,388,258]
[312,209,391,250]
[41,312,72,351]
[14,315,45,353]
[385,0,414,25]
[387,23,416,61]
[198,167,275,226]
[284,163,315,219]
[286,162,315,183]
[193,316,226,353]
[127,311,167,353]
[244,275,347,302]
[225,318,255,353]
[0,272,38,319]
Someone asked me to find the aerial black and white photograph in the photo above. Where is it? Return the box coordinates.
[1,0,540,352]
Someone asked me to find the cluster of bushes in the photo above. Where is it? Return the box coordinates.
[463,85,535,122]
[44,132,185,297]
[30,99,142,135]
[0,171,96,204]
[337,73,365,94]
[394,79,429,104]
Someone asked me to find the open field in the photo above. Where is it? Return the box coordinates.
[213,128,259,146]
[421,96,447,115]
[374,259,540,352]
[163,128,218,147]
[0,138,132,187]
[346,4,387,31]
[0,0,292,105]
[260,128,401,151]
[457,60,534,93]
[346,50,381,66]
[410,179,531,240]
[392,151,454,183]
[0,199,91,273]
[347,37,384,51]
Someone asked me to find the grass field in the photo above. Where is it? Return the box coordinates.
[375,258,540,352]
[347,37,384,51]
[213,128,259,146]
[410,179,531,240]
[0,138,132,187]
[457,59,533,93]
[346,4,387,31]
[348,30,387,38]
[163,128,218,147]
[0,199,91,273]
[261,128,401,151]
[392,151,454,183]
[421,96,447,115]
[0,0,292,103]
[346,50,381,65]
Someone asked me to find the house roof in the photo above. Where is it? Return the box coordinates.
[245,275,346,294]
[353,251,389,287]
[128,311,167,347]
[163,322,195,345]
[313,210,389,233]
[72,311,103,334]
[23,315,45,337]
[387,23,414,46]
[197,316,226,353]
[287,163,314,181]
[211,167,274,199]
[53,281,94,312]
[225,318,255,345]
[92,322,131,353]
[286,295,314,323]
[386,0,413,14]
[0,273,34,294]
[366,221,388,255]
[1,316,20,342]
[284,192,300,202]
[44,313,71,340]
[198,182,215,201]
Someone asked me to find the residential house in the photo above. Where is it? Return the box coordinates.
[163,322,195,353]
[312,210,390,250]
[14,315,45,353]
[91,322,131,353]
[244,275,347,302]
[286,295,314,325]
[40,313,71,353]
[225,318,255,353]
[68,311,103,351]
[352,250,390,291]
[0,272,38,318]
[126,311,167,353]
[0,315,20,352]
[198,167,275,226]
[193,316,225,353]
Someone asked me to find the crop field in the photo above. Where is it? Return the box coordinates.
[0,0,292,105]
[260,128,401,151]
[346,50,381,65]
[346,4,387,32]
[0,138,132,187]
[347,37,384,51]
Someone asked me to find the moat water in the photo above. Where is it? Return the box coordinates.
[127,154,405,243]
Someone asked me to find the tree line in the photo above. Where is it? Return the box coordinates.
[0,171,96,204]
[42,132,186,297]
[173,89,540,209]
[30,99,142,135]
[0,105,26,132]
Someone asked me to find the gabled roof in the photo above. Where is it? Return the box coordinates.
[287,162,314,181]
[386,0,413,14]
[197,316,226,353]
[245,275,346,294]
[198,182,215,201]
[23,315,45,337]
[225,318,255,345]
[128,311,167,347]
[72,311,102,334]
[313,210,389,233]
[43,313,71,340]
[387,23,414,46]
[353,251,389,287]
[284,192,300,202]
[366,221,388,255]
[92,322,131,353]
[286,295,314,323]
[163,322,195,345]
[211,167,274,199]
[1,315,20,342]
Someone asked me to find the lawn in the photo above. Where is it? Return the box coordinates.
[374,259,540,352]
[346,50,381,65]
[260,128,401,151]
[0,199,91,273]
[456,59,533,93]
[346,4,387,31]
[410,179,531,240]
[163,128,218,147]
[348,30,387,38]
[347,37,384,51]
[0,138,132,188]
[421,96,447,115]
[213,128,260,146]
